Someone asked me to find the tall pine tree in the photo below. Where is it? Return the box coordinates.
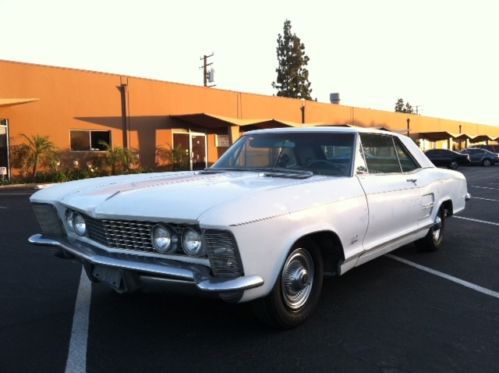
[272,20,312,100]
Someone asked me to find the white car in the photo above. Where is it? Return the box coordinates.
[29,127,469,328]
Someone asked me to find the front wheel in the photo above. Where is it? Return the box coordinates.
[252,240,324,329]
[449,160,459,170]
[416,207,446,251]
[482,159,492,167]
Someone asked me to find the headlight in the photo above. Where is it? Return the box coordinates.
[65,209,74,231]
[182,228,205,257]
[151,224,172,253]
[73,213,87,236]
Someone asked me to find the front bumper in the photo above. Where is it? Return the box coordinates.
[28,234,264,296]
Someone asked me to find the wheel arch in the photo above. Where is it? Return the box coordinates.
[291,230,345,277]
[439,199,454,217]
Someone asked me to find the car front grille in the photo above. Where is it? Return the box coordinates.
[85,217,155,251]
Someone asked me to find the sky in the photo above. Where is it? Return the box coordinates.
[2,0,499,126]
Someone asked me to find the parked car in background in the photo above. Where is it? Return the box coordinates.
[28,128,470,328]
[461,148,499,167]
[473,145,499,154]
[424,149,470,169]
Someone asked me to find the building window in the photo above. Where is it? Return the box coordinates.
[215,134,230,148]
[70,130,111,151]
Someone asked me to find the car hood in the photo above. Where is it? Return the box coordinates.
[31,171,327,224]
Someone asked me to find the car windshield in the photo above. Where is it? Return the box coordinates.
[210,132,355,177]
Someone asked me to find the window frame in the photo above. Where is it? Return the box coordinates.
[69,129,112,152]
[358,133,420,175]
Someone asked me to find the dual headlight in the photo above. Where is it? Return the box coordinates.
[64,209,205,257]
[65,210,87,236]
[152,224,205,257]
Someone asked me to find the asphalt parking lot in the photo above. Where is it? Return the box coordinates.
[1,166,498,373]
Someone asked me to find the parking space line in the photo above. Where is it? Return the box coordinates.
[453,215,499,227]
[387,255,499,300]
[472,196,499,203]
[471,185,499,191]
[65,268,92,373]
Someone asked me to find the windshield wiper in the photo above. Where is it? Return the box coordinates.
[260,168,314,179]
[201,167,314,178]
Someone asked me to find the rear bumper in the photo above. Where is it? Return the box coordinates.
[28,234,264,296]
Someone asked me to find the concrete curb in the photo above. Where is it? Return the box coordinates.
[0,183,55,191]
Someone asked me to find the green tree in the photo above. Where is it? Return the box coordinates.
[12,134,57,180]
[395,98,414,114]
[101,143,139,175]
[272,20,313,99]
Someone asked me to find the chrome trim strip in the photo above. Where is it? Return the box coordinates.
[28,234,263,293]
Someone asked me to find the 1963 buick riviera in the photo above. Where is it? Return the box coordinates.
[29,127,469,328]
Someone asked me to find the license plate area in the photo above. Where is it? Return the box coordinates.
[92,265,124,291]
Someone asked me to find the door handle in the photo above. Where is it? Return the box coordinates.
[406,178,418,184]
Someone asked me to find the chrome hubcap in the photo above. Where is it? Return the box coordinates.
[281,249,314,310]
[432,216,442,241]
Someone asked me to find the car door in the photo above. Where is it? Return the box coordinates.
[356,133,422,252]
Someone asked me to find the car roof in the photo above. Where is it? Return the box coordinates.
[245,126,394,136]
[244,125,435,169]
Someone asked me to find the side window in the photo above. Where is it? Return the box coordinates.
[70,130,111,151]
[394,138,420,172]
[360,134,401,174]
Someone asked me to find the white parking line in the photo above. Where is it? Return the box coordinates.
[387,254,499,300]
[472,196,499,203]
[65,269,92,373]
[453,215,499,227]
[471,185,499,191]
[0,206,6,209]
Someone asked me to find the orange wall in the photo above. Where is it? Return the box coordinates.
[1,59,498,171]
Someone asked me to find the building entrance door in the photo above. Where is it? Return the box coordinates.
[0,119,9,180]
[172,131,207,171]
[190,133,207,170]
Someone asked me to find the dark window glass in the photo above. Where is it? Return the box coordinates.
[91,131,110,150]
[360,134,401,174]
[70,131,90,151]
[394,138,419,172]
[71,130,111,151]
[214,132,355,176]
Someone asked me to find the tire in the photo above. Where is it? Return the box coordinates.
[252,240,324,329]
[416,207,446,251]
[482,159,492,167]
[449,160,459,170]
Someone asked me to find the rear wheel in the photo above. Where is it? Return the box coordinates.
[252,240,323,329]
[416,207,446,251]
[482,159,492,167]
[449,160,459,169]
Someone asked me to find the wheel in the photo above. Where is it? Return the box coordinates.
[252,240,324,329]
[482,159,492,167]
[449,160,459,169]
[416,207,446,251]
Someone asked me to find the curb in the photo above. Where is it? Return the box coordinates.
[0,183,54,191]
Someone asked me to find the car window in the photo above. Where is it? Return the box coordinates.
[213,132,355,176]
[360,134,401,174]
[394,138,420,172]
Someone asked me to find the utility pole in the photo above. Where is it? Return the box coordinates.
[200,53,215,87]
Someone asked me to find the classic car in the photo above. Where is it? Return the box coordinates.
[29,127,470,328]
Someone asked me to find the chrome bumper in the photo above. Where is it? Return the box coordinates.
[28,234,264,294]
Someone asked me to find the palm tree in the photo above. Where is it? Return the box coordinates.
[20,134,57,180]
